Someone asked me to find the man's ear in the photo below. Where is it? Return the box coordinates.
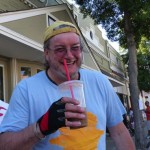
[44,48,49,55]
[44,49,49,62]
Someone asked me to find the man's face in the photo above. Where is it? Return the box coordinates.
[44,32,83,84]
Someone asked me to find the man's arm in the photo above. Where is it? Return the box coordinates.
[0,98,86,150]
[0,123,43,150]
[108,122,135,150]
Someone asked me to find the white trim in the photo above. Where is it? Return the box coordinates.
[0,25,43,51]
[55,0,64,4]
[82,44,100,71]
[110,65,124,76]
[81,64,99,71]
[87,40,109,61]
[82,63,124,86]
[23,0,38,8]
[107,75,125,86]
[0,4,68,23]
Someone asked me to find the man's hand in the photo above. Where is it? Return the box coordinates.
[37,97,86,135]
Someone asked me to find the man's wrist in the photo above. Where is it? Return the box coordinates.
[34,123,46,140]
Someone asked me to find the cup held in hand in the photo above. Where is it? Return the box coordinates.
[58,80,87,128]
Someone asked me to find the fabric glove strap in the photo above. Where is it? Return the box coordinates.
[37,98,65,135]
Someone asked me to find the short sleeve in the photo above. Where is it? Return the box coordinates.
[0,80,29,133]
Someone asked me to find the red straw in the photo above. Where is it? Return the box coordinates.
[64,59,71,81]
[63,59,74,99]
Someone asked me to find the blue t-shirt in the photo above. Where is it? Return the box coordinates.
[0,69,126,150]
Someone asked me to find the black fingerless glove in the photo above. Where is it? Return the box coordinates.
[37,98,66,135]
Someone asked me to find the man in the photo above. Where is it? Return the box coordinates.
[145,101,150,139]
[0,21,135,150]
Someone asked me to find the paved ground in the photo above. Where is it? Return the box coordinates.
[106,135,136,150]
[106,136,116,150]
[106,120,149,150]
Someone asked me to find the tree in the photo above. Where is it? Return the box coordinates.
[75,0,150,149]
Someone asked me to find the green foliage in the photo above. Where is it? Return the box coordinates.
[137,52,150,92]
[139,37,150,54]
[75,0,150,48]
[121,52,128,65]
[138,38,150,91]
[122,37,150,92]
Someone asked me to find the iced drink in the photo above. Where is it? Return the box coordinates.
[58,80,87,128]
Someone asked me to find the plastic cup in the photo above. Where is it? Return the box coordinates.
[58,80,87,128]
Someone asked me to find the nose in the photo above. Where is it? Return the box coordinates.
[65,49,74,58]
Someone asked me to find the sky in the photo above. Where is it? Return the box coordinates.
[67,0,120,52]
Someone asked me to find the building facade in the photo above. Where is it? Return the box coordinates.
[0,2,98,102]
[0,0,130,110]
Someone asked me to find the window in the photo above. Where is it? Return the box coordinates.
[18,60,44,82]
[74,14,78,25]
[48,16,55,26]
[0,66,4,101]
[90,31,93,40]
[20,67,31,80]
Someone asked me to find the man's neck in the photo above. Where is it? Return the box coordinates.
[46,69,80,85]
